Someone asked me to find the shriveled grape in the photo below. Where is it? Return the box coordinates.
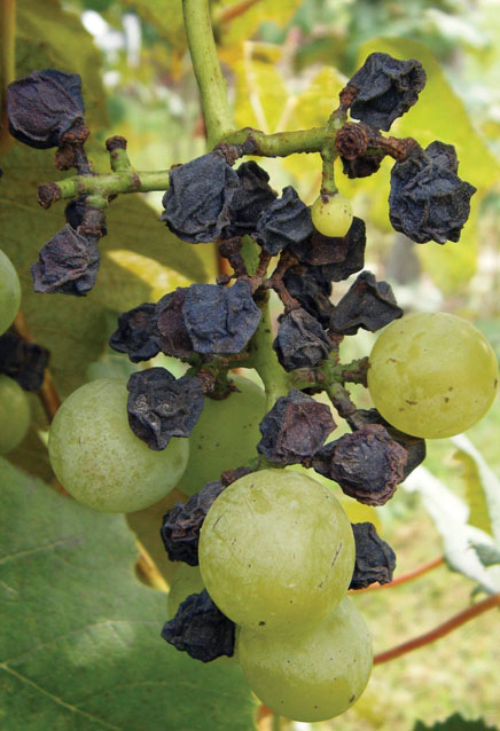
[238,597,372,722]
[367,313,499,438]
[48,378,189,512]
[199,469,355,634]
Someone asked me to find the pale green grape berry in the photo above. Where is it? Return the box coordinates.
[199,469,355,634]
[48,378,189,512]
[311,193,353,238]
[367,312,499,439]
[238,597,372,723]
[167,564,205,619]
[0,375,30,454]
[0,249,21,335]
[178,374,266,496]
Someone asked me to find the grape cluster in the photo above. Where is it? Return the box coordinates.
[5,52,499,723]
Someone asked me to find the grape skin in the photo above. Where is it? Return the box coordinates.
[0,249,21,335]
[311,193,353,238]
[48,378,189,512]
[238,597,372,722]
[367,313,499,439]
[199,469,355,634]
[178,374,267,496]
[0,375,30,455]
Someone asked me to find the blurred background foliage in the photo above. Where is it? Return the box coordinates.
[1,0,500,728]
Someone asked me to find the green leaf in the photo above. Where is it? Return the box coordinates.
[451,435,500,546]
[414,712,498,731]
[0,459,256,730]
[122,0,186,51]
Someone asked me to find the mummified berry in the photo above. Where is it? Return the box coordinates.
[349,522,396,590]
[31,225,100,296]
[160,153,239,243]
[346,53,426,132]
[161,589,235,662]
[283,265,333,327]
[257,389,336,464]
[161,480,224,566]
[127,367,204,450]
[183,281,261,355]
[7,69,85,149]
[255,186,313,255]
[389,141,476,244]
[109,303,162,363]
[0,332,50,392]
[329,271,403,335]
[223,161,277,239]
[313,424,408,506]
[273,308,331,371]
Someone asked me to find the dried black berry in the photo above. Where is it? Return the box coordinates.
[329,271,403,335]
[161,481,224,566]
[223,161,277,238]
[183,281,261,355]
[350,522,396,589]
[65,197,108,237]
[290,216,366,269]
[156,288,194,360]
[347,53,426,131]
[347,408,426,480]
[109,303,162,363]
[282,265,333,327]
[0,332,49,391]
[342,152,385,179]
[161,590,235,662]
[273,308,331,371]
[320,218,366,283]
[160,153,239,243]
[127,368,204,450]
[254,186,313,255]
[31,225,100,296]
[7,69,85,149]
[313,424,408,506]
[257,389,336,464]
[389,141,476,244]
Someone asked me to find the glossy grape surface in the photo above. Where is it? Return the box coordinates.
[367,313,499,439]
[0,249,21,335]
[238,597,372,722]
[49,378,189,512]
[199,469,355,634]
[311,193,353,238]
[0,375,30,454]
[178,374,267,496]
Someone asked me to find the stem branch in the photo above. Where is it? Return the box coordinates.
[374,592,500,665]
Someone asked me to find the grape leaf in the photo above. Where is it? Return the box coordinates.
[216,0,302,50]
[414,713,498,731]
[0,458,256,730]
[403,466,500,593]
[451,435,500,546]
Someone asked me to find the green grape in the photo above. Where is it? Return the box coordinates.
[367,312,499,439]
[48,378,189,512]
[167,564,205,619]
[0,375,30,455]
[178,374,266,496]
[311,193,353,238]
[238,597,372,723]
[199,469,355,634]
[0,249,21,335]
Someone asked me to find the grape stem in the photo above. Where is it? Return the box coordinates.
[373,592,500,665]
[0,0,16,154]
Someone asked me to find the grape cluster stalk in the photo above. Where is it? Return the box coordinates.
[1,0,499,724]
